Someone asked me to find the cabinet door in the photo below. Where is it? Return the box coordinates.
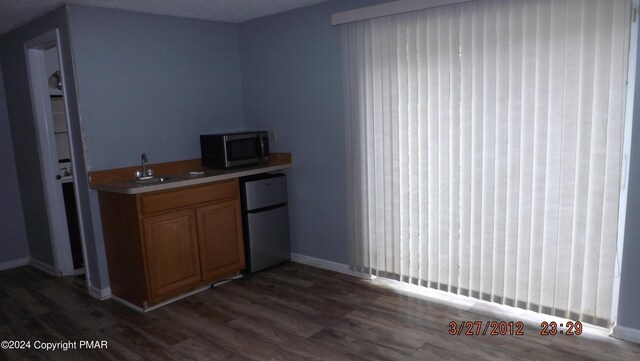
[142,209,201,301]
[196,199,245,281]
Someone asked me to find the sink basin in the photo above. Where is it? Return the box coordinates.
[134,176,179,184]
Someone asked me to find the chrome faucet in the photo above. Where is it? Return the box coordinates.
[141,152,148,176]
[135,152,153,179]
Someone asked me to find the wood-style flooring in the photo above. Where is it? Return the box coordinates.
[1,262,639,360]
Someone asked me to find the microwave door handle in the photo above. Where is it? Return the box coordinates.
[259,135,265,161]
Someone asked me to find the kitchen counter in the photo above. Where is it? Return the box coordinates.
[89,153,291,195]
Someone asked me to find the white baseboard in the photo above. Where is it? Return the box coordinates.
[110,295,145,312]
[112,285,211,313]
[290,253,371,279]
[88,283,112,300]
[30,257,58,276]
[0,256,30,271]
[611,324,640,344]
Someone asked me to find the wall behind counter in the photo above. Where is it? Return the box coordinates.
[68,6,246,290]
[68,5,245,170]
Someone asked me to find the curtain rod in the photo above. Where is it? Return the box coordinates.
[331,0,472,26]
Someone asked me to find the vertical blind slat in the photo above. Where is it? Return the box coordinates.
[449,5,462,293]
[469,0,484,299]
[492,0,509,303]
[503,0,524,307]
[543,0,568,315]
[458,2,473,296]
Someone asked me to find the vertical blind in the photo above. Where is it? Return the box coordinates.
[342,0,631,327]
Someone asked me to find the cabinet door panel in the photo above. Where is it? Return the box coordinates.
[142,209,201,300]
[197,199,245,281]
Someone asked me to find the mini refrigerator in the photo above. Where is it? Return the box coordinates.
[240,173,291,273]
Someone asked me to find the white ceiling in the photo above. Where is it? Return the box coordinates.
[0,0,332,35]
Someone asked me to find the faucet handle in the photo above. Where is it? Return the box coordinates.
[146,169,154,177]
[134,170,142,179]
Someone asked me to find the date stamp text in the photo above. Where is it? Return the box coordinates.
[448,320,583,336]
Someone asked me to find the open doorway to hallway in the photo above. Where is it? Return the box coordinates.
[25,29,86,277]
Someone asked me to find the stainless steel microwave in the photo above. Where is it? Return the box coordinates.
[200,131,269,169]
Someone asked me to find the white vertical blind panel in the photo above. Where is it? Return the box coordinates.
[540,0,567,316]
[480,0,497,302]
[458,3,473,296]
[515,0,536,310]
[491,0,509,304]
[416,10,429,286]
[343,0,631,327]
[448,5,462,293]
[567,0,595,321]
[580,0,610,324]
[396,14,409,281]
[436,5,451,291]
[469,0,484,299]
[553,0,581,318]
[410,12,422,283]
[503,0,524,307]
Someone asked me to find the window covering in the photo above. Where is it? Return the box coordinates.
[342,0,632,327]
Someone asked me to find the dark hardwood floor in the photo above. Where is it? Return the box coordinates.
[1,262,639,360]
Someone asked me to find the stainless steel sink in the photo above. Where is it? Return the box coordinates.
[134,176,179,184]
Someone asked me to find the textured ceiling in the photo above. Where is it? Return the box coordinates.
[0,0,332,35]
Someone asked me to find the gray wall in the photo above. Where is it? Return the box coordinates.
[617,28,640,331]
[68,6,245,170]
[239,0,385,264]
[0,63,30,265]
[67,6,246,289]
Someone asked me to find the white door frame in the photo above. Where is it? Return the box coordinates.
[24,29,75,276]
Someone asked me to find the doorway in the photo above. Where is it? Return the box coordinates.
[24,29,86,276]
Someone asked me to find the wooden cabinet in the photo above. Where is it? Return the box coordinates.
[197,200,244,281]
[142,209,201,301]
[98,179,245,309]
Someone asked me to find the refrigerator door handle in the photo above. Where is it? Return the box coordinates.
[247,202,288,214]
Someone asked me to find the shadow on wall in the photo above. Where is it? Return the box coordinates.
[0,62,29,267]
